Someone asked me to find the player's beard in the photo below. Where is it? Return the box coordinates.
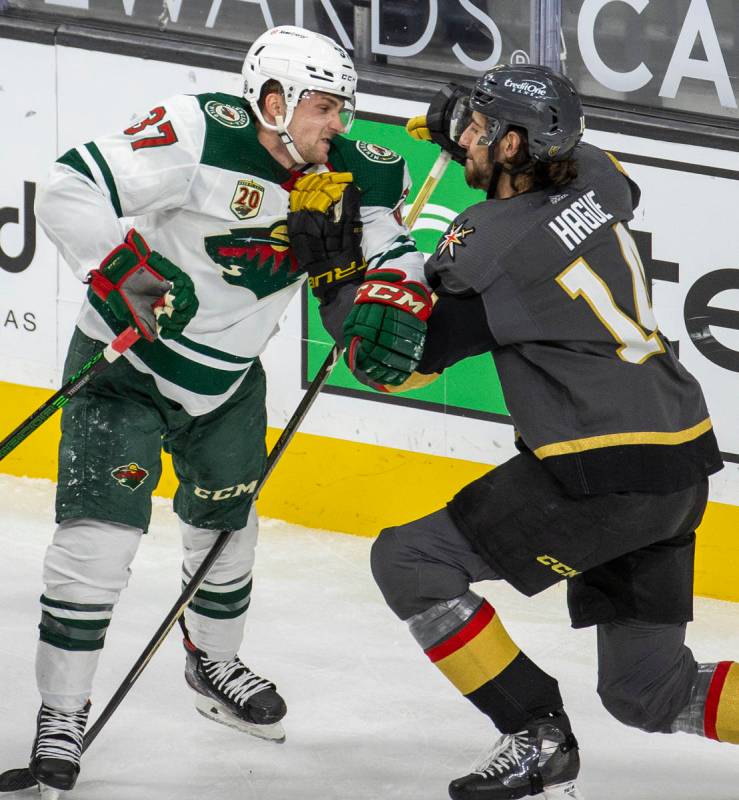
[464,154,494,191]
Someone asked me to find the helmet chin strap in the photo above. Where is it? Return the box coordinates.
[485,143,535,199]
[275,113,307,167]
[486,161,504,199]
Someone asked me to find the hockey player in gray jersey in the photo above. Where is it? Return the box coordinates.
[340,65,734,798]
[23,25,429,797]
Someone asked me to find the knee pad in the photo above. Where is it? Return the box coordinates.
[43,518,142,604]
[597,684,649,730]
[371,524,472,620]
[598,679,680,733]
[370,528,406,604]
[597,619,698,733]
[181,506,258,584]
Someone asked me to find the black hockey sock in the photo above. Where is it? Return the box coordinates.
[424,599,563,733]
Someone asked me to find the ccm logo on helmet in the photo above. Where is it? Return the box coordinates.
[504,78,549,98]
[194,481,258,501]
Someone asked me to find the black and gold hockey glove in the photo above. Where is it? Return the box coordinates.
[287,172,366,304]
[406,82,471,165]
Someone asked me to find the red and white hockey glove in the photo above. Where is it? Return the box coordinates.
[88,229,198,341]
[342,269,433,387]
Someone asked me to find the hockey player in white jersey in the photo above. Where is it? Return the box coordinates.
[25,25,430,797]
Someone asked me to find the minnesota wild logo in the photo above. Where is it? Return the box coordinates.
[204,100,249,129]
[356,141,401,164]
[111,462,149,491]
[204,222,302,299]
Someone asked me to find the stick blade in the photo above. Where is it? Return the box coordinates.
[0,767,36,792]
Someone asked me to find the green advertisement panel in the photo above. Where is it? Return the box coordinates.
[304,116,511,423]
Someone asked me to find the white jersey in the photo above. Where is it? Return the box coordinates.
[36,92,426,415]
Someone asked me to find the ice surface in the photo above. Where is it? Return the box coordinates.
[0,474,737,799]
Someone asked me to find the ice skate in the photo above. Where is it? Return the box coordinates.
[184,639,286,742]
[38,784,63,800]
[28,702,90,799]
[449,710,583,800]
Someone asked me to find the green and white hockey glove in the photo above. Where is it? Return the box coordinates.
[287,172,367,304]
[343,269,433,388]
[88,229,198,341]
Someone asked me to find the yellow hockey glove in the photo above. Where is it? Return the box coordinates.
[289,171,355,215]
[405,115,433,142]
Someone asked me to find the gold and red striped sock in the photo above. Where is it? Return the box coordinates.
[423,599,561,733]
[704,661,739,743]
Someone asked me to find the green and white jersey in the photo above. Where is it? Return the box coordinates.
[37,92,424,415]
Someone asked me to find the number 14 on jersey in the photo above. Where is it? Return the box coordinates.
[556,222,665,364]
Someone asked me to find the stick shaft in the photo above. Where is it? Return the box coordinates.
[404,150,452,230]
[83,341,343,751]
[0,327,139,462]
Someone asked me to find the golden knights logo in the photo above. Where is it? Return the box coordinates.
[111,462,149,491]
[436,219,475,260]
[204,221,302,299]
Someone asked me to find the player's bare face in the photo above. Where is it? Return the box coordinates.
[459,112,494,190]
[290,92,346,164]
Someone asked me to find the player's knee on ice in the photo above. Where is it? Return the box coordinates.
[596,619,696,733]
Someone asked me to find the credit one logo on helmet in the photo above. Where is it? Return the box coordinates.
[504,78,549,98]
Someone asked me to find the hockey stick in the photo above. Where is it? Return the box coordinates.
[0,326,140,463]
[404,149,452,231]
[0,345,343,794]
[0,149,452,793]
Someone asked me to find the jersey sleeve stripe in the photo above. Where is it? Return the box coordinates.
[56,148,95,183]
[176,334,256,365]
[369,243,419,271]
[84,141,123,218]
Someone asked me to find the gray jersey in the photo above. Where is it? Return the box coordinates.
[426,143,722,494]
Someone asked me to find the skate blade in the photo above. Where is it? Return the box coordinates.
[194,694,286,743]
[544,780,584,799]
[38,783,64,800]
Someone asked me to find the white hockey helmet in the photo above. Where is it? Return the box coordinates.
[242,26,357,160]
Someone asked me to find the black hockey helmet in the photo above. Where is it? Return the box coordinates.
[457,63,584,163]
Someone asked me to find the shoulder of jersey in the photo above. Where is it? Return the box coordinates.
[427,200,504,293]
[329,136,406,208]
[195,92,253,132]
[192,92,291,182]
[571,141,639,213]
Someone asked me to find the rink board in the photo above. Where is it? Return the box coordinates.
[1,40,738,601]
[2,379,738,604]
